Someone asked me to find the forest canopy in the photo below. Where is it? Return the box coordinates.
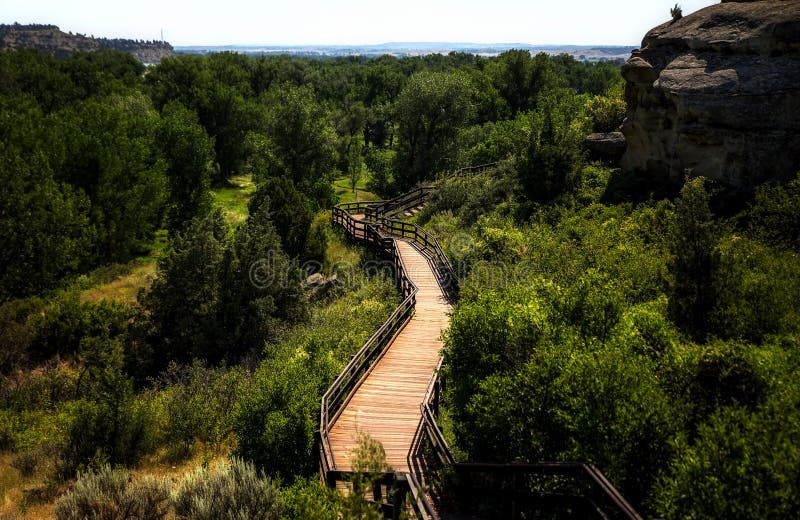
[1,45,798,520]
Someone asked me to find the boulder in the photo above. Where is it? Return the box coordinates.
[304,273,338,299]
[620,0,800,190]
[584,132,627,164]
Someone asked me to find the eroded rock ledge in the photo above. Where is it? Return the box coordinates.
[620,0,800,190]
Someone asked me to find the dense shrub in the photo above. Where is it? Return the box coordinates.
[654,393,800,519]
[154,362,247,455]
[55,465,170,520]
[418,165,517,226]
[747,173,800,251]
[444,281,681,507]
[60,337,155,475]
[586,82,625,133]
[711,236,800,342]
[172,458,282,520]
[29,293,133,361]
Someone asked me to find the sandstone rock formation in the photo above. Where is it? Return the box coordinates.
[620,0,800,190]
[0,23,174,64]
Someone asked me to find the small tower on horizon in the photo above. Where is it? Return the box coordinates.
[160,29,164,44]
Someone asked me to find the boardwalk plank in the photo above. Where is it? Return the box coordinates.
[328,240,451,472]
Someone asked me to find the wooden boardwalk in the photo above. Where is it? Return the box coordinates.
[328,240,451,472]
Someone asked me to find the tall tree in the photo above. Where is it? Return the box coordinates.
[393,71,475,188]
[143,210,229,365]
[256,83,337,207]
[667,176,721,340]
[0,145,92,299]
[159,100,214,231]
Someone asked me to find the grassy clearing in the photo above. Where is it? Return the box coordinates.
[77,173,256,305]
[211,173,256,225]
[76,230,168,305]
[333,174,380,204]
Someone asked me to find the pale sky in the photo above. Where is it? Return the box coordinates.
[3,0,719,46]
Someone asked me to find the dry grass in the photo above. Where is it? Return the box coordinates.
[0,452,62,520]
[79,261,158,305]
[0,446,234,519]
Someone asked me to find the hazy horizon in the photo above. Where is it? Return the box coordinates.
[4,0,718,47]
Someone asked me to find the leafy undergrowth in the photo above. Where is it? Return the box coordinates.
[211,173,256,225]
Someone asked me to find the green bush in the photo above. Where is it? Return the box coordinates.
[55,465,170,520]
[0,297,41,373]
[154,362,247,455]
[586,82,625,134]
[29,293,133,361]
[418,165,517,226]
[458,341,680,508]
[748,173,800,251]
[654,396,800,519]
[304,211,330,266]
[172,457,282,520]
[711,235,800,342]
[60,337,155,475]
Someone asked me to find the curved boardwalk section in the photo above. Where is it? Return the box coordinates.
[328,240,451,471]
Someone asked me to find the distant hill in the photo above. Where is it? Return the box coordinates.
[176,42,636,61]
[0,23,174,63]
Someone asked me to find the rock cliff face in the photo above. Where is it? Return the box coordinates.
[620,0,800,190]
[0,23,174,64]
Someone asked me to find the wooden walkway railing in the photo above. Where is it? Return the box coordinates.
[322,177,642,520]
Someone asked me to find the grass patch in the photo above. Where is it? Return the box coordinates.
[211,174,256,225]
[79,261,157,305]
[76,230,168,305]
[78,172,255,305]
[333,175,380,205]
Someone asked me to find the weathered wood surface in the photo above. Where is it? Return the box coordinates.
[328,240,451,472]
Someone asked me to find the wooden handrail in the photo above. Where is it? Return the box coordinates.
[324,178,642,520]
[321,207,417,474]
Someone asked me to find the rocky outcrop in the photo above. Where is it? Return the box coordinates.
[0,23,174,64]
[620,0,800,190]
[585,132,627,164]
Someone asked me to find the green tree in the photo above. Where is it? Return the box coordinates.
[147,54,256,180]
[217,195,307,358]
[517,89,589,203]
[159,100,214,231]
[486,51,559,116]
[67,95,168,262]
[667,177,720,340]
[393,71,475,188]
[347,132,364,195]
[257,83,337,206]
[142,210,229,365]
[247,177,313,259]
[0,145,92,298]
